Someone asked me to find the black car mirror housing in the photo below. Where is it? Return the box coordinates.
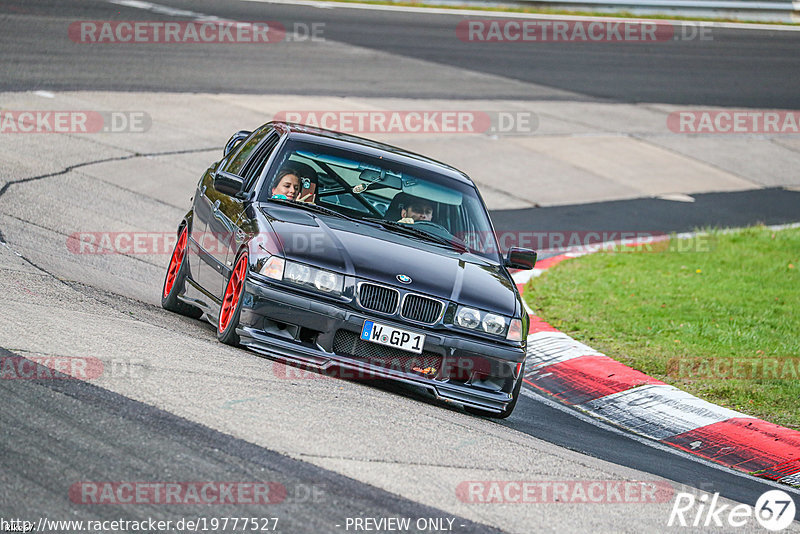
[213,171,244,197]
[224,130,252,156]
[504,247,537,270]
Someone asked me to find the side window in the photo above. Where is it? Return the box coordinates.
[225,128,270,176]
[241,132,281,187]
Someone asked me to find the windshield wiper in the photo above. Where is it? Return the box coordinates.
[361,217,467,252]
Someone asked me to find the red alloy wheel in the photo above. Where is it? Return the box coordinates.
[163,228,188,298]
[219,253,248,334]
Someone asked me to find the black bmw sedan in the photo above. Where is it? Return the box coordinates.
[162,121,536,418]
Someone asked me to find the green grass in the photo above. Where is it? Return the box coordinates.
[524,225,800,429]
[322,0,800,25]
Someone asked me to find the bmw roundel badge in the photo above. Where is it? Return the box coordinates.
[397,274,412,284]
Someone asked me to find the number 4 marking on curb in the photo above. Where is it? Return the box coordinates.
[689,441,703,450]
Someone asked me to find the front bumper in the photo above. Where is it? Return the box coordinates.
[237,276,525,414]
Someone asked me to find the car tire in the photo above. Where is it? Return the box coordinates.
[161,226,203,319]
[217,251,248,346]
[464,370,524,419]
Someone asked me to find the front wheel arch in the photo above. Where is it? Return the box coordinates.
[217,250,249,346]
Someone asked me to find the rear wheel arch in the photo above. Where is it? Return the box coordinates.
[161,225,203,319]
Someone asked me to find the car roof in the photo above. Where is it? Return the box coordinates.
[270,121,475,187]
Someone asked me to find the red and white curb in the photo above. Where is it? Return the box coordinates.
[514,236,800,488]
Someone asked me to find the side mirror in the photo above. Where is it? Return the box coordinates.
[504,247,537,270]
[213,172,244,197]
[224,130,252,157]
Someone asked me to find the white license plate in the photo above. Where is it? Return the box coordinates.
[360,320,425,354]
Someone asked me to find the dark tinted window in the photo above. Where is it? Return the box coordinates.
[225,127,271,176]
[242,132,281,188]
[259,139,501,261]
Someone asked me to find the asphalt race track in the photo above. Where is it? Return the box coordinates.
[1,1,799,532]
[3,0,800,107]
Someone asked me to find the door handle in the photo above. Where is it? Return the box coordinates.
[213,200,220,212]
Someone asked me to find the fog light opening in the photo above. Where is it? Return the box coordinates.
[298,327,318,344]
[468,372,504,392]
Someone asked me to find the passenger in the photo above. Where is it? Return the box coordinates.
[272,167,315,203]
[271,169,302,201]
[399,198,434,223]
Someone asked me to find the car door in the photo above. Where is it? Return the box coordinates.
[204,129,282,299]
[188,171,213,288]
[193,128,270,298]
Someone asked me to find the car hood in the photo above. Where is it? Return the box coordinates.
[260,206,518,316]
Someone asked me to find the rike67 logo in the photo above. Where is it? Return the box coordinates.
[669,489,796,531]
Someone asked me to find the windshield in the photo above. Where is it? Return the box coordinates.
[258,139,501,261]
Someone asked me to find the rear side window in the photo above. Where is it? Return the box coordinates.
[225,127,271,176]
[241,132,281,187]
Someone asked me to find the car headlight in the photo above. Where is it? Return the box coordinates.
[455,306,514,338]
[482,313,507,336]
[285,262,312,284]
[264,258,343,296]
[314,270,340,293]
[455,307,481,329]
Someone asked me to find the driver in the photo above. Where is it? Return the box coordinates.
[399,197,434,223]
